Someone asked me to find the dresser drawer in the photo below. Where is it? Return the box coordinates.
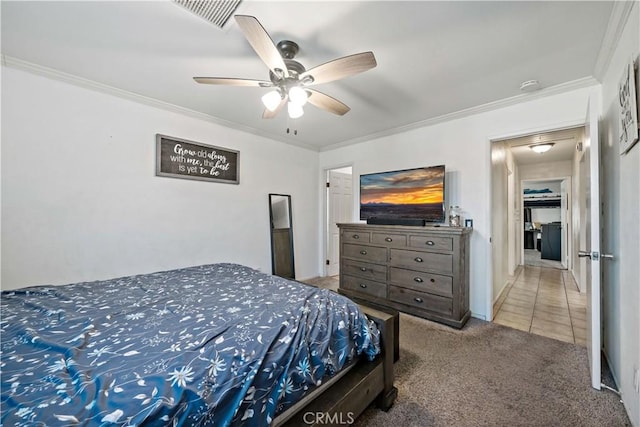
[342,259,387,282]
[409,235,453,252]
[342,230,371,243]
[338,223,471,328]
[372,232,407,247]
[389,267,453,297]
[389,285,453,316]
[389,249,453,274]
[342,275,387,299]
[343,243,387,263]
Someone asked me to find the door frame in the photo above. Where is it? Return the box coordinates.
[486,119,585,319]
[519,176,572,270]
[583,94,602,390]
[322,163,355,277]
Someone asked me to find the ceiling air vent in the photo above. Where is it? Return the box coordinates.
[173,0,242,29]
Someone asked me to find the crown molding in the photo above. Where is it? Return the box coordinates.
[593,1,636,80]
[2,55,602,155]
[321,76,600,152]
[1,55,318,152]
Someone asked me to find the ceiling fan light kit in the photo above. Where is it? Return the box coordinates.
[262,90,283,112]
[288,86,308,106]
[194,15,377,120]
[287,102,304,119]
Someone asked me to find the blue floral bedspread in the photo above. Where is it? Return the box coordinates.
[1,263,380,426]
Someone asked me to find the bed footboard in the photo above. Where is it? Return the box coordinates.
[360,305,399,411]
[275,304,397,426]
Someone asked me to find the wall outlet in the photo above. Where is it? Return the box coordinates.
[634,366,640,394]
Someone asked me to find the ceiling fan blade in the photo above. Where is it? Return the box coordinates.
[193,77,272,87]
[300,52,376,85]
[306,89,350,116]
[262,96,287,119]
[234,15,289,79]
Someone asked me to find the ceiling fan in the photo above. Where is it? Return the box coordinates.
[194,15,377,119]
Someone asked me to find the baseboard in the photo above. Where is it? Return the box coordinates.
[601,348,621,391]
[570,268,585,293]
[493,280,511,305]
[492,280,512,320]
[470,311,488,321]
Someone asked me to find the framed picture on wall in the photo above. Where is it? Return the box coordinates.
[155,134,240,184]
[618,57,639,154]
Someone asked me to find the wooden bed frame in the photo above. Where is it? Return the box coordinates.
[274,305,398,426]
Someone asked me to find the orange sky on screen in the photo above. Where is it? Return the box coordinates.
[361,183,443,205]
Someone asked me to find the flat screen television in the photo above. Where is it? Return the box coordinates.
[360,165,445,223]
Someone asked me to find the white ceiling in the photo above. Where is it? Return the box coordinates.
[1,1,615,151]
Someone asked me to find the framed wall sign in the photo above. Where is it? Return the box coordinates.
[618,58,639,154]
[156,134,239,184]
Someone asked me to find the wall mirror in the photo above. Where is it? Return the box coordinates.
[269,194,295,279]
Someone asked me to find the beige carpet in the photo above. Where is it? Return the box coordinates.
[353,314,630,426]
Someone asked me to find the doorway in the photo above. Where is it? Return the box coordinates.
[325,166,353,277]
[490,126,587,345]
[522,177,570,270]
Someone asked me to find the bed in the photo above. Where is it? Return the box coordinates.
[1,263,396,426]
[523,188,561,208]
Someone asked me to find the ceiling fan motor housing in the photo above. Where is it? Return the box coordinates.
[277,40,299,59]
[270,41,307,85]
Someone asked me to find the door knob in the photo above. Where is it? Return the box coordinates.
[601,253,614,260]
[578,250,591,258]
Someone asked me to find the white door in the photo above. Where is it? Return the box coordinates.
[579,97,601,390]
[327,170,353,276]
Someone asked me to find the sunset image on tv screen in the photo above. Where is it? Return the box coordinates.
[360,166,445,221]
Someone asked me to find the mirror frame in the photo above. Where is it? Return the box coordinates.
[268,193,295,279]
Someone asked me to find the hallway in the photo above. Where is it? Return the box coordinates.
[524,248,563,269]
[493,265,587,345]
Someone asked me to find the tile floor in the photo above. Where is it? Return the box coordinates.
[302,276,339,292]
[493,265,587,346]
[304,265,587,346]
[524,248,563,269]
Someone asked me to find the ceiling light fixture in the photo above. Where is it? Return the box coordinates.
[288,86,309,106]
[262,85,309,118]
[529,143,554,153]
[261,90,283,112]
[287,101,304,119]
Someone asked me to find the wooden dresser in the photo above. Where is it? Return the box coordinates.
[337,223,472,328]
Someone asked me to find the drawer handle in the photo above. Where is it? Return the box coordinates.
[352,234,360,239]
[414,257,423,263]
[385,237,393,242]
[360,267,367,272]
[414,277,423,283]
[426,240,435,246]
[414,297,424,303]
[360,250,368,255]
[360,283,368,289]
